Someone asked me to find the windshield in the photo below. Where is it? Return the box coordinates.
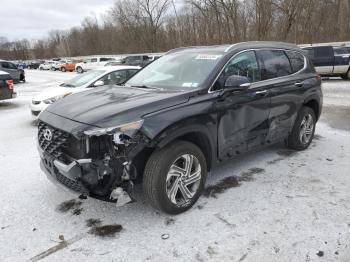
[126,51,224,90]
[61,70,106,87]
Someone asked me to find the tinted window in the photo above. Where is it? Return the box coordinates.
[91,58,98,63]
[258,50,292,79]
[102,70,127,85]
[8,63,17,69]
[214,51,260,90]
[128,69,139,77]
[314,46,333,58]
[286,51,305,73]
[127,56,141,62]
[100,58,113,62]
[1,62,9,69]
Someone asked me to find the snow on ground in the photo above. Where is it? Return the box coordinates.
[0,70,350,262]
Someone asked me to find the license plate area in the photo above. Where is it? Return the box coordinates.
[43,153,57,176]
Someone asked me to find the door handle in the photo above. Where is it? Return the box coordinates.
[294,82,304,87]
[254,90,268,97]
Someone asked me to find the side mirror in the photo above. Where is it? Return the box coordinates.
[93,80,105,87]
[224,75,251,90]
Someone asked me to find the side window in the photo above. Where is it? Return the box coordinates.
[257,50,292,79]
[128,69,139,78]
[100,58,112,62]
[102,70,127,85]
[91,58,98,63]
[286,51,305,73]
[1,62,9,69]
[8,63,17,69]
[214,51,260,90]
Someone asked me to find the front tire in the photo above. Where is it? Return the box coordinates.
[76,66,83,73]
[143,140,207,214]
[286,107,316,150]
[61,67,66,72]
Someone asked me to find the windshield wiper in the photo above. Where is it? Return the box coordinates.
[131,85,162,90]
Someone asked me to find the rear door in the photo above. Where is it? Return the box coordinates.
[256,49,306,142]
[215,50,271,158]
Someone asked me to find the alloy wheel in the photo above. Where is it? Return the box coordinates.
[166,154,202,206]
[299,113,314,144]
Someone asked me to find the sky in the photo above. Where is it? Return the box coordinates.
[0,0,113,41]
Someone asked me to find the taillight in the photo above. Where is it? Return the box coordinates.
[6,80,14,90]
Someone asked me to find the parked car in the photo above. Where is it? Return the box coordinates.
[37,42,322,214]
[51,62,62,71]
[117,55,153,67]
[75,57,116,73]
[0,71,16,101]
[27,60,42,70]
[302,45,350,79]
[39,61,60,70]
[0,60,25,83]
[31,66,140,117]
[59,60,77,72]
[104,61,122,67]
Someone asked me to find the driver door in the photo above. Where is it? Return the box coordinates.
[215,50,271,159]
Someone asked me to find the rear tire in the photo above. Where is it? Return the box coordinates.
[143,140,207,214]
[285,106,316,150]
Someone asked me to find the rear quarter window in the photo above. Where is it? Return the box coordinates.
[257,50,292,80]
[286,51,305,73]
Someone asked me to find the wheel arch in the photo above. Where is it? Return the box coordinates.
[157,127,214,172]
[303,98,320,120]
[131,123,216,183]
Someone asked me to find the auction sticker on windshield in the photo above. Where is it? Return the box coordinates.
[195,54,222,60]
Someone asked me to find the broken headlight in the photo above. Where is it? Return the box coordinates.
[84,120,144,137]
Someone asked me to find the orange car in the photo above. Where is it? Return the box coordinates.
[60,60,77,72]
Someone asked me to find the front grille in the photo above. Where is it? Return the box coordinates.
[38,122,70,161]
[56,172,88,194]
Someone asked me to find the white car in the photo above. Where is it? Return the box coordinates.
[39,61,60,70]
[30,66,140,118]
[75,57,116,73]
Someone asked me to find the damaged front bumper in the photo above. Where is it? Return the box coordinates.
[38,143,91,195]
[37,112,150,204]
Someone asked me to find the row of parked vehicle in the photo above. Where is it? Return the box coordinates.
[17,54,162,73]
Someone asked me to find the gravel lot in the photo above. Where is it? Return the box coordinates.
[1,70,350,262]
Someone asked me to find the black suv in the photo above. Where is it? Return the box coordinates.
[37,42,322,214]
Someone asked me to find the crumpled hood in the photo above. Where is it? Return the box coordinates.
[46,85,190,127]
